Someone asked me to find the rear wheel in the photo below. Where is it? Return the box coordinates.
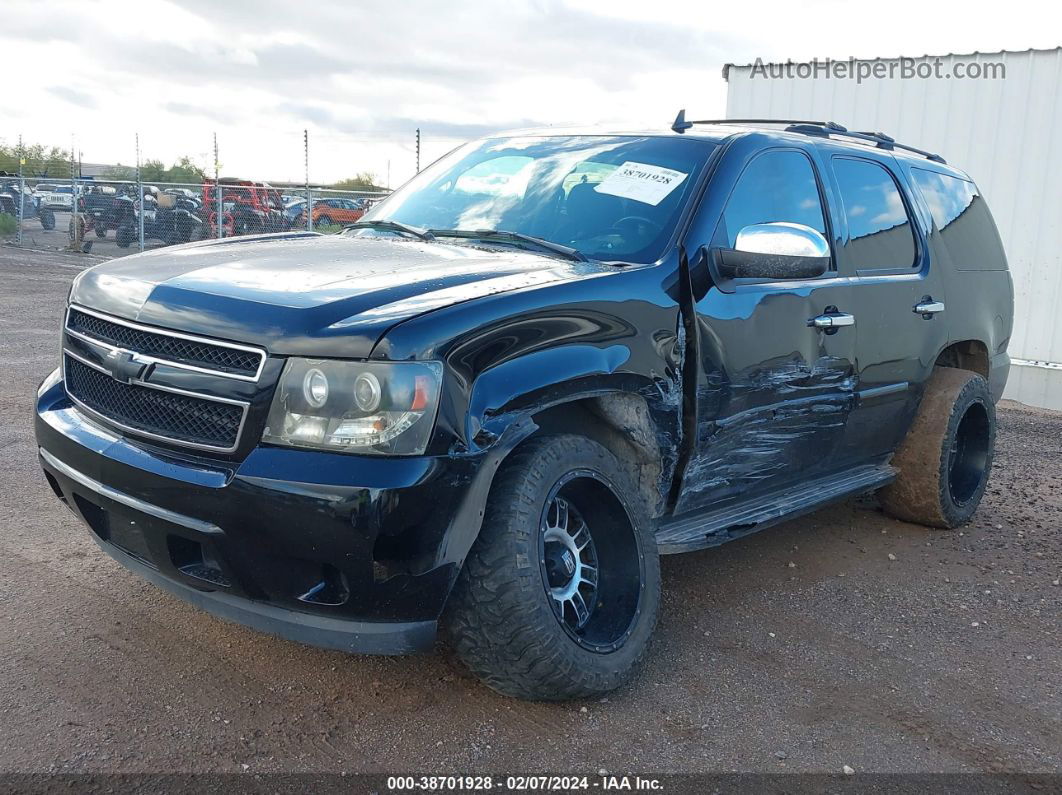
[446,434,660,701]
[315,214,333,228]
[879,367,995,528]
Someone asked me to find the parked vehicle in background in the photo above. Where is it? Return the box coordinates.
[296,197,367,228]
[0,175,55,230]
[70,186,120,240]
[35,119,1012,701]
[71,185,204,248]
[201,178,289,237]
[164,188,201,204]
[36,184,75,210]
[148,189,205,246]
[284,198,307,227]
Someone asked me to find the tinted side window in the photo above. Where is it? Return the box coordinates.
[832,158,917,271]
[717,150,827,248]
[910,168,1007,271]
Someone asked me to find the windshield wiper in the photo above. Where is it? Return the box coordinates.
[345,219,436,241]
[428,228,587,263]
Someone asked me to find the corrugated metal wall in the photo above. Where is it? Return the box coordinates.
[725,49,1062,410]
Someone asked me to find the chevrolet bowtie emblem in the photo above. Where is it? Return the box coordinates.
[103,349,152,385]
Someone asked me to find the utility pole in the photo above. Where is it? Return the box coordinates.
[415,128,420,174]
[136,133,144,252]
[304,129,312,232]
[16,134,24,247]
[70,135,80,250]
[214,132,223,239]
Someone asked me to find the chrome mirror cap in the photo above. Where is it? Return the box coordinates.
[735,222,829,258]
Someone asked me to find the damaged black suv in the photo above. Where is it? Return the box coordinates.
[36,116,1013,700]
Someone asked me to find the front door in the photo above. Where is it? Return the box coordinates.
[675,138,859,515]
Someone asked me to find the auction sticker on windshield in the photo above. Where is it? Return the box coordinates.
[594,161,688,206]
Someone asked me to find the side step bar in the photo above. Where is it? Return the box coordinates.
[656,464,895,554]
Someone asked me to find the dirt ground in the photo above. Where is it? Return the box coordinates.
[0,245,1058,776]
[9,211,166,260]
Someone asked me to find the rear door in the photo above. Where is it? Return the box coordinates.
[820,149,950,460]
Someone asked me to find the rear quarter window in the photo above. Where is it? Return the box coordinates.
[910,168,1008,271]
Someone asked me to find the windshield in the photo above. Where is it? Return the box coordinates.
[352,135,715,263]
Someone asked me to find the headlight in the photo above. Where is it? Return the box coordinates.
[263,358,443,455]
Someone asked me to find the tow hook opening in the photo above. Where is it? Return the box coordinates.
[297,564,350,606]
[168,535,232,589]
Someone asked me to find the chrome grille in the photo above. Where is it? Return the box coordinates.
[64,355,245,452]
[66,306,264,380]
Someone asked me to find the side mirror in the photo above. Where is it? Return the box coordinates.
[712,222,830,280]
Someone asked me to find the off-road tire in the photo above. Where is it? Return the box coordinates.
[115,222,135,249]
[446,434,660,701]
[94,225,107,239]
[879,367,995,528]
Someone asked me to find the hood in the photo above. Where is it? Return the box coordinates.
[70,232,615,359]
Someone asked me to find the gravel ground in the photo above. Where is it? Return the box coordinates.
[9,211,165,259]
[0,245,1059,775]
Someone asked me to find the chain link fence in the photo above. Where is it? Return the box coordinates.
[0,133,394,257]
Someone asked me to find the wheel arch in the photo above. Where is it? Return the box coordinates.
[435,384,674,591]
[529,393,666,519]
[935,339,990,379]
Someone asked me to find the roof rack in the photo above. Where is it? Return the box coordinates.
[670,109,946,164]
[671,110,843,133]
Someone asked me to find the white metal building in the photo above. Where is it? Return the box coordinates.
[724,48,1062,410]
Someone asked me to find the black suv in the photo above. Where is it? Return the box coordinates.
[35,116,1013,701]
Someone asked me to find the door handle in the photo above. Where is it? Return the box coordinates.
[914,299,945,317]
[808,312,855,330]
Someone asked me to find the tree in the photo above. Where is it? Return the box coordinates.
[101,157,207,184]
[332,171,380,191]
[0,141,72,179]
[1,139,209,185]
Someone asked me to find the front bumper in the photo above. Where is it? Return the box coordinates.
[35,376,507,655]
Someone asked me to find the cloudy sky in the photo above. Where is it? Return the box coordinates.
[4,0,1059,187]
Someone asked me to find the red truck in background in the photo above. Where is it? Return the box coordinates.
[201,178,289,238]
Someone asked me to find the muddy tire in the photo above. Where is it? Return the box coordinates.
[446,434,660,701]
[879,367,995,528]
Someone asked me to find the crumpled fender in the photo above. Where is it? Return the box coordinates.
[465,343,632,444]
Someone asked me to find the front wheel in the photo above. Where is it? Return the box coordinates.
[68,216,85,242]
[446,434,660,701]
